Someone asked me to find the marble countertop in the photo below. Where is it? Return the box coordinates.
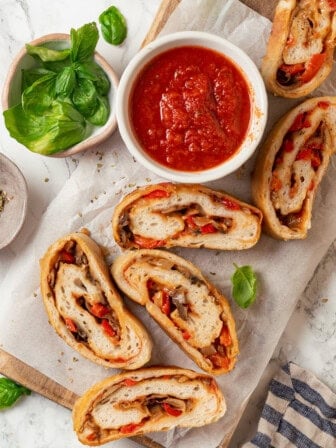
[0,1,335,447]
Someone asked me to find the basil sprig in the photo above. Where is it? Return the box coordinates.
[4,22,111,155]
[0,378,31,409]
[231,263,257,309]
[99,6,127,45]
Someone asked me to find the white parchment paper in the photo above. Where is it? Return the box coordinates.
[1,1,336,447]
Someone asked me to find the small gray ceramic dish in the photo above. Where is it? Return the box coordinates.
[0,153,28,249]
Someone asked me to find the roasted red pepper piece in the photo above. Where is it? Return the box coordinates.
[283,138,294,152]
[278,62,305,76]
[60,250,75,264]
[101,319,116,337]
[65,317,77,333]
[113,357,126,363]
[318,101,330,110]
[219,325,232,347]
[222,197,240,210]
[200,223,217,234]
[120,421,145,434]
[327,0,336,10]
[209,353,230,369]
[295,148,321,169]
[86,432,98,442]
[91,303,110,318]
[300,53,326,84]
[133,236,166,249]
[123,378,137,387]
[161,290,171,315]
[162,402,183,417]
[182,330,191,340]
[185,215,197,229]
[143,189,171,199]
[289,113,311,132]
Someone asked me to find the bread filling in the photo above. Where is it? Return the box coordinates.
[80,375,220,442]
[47,240,141,361]
[270,102,335,231]
[123,254,234,370]
[117,188,260,249]
[276,0,335,87]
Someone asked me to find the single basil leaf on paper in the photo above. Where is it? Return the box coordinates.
[3,101,86,155]
[72,78,98,118]
[0,378,31,410]
[76,61,110,95]
[99,6,127,45]
[87,95,110,126]
[26,43,70,62]
[70,22,99,63]
[22,73,57,115]
[231,263,257,309]
[55,66,76,98]
[21,67,55,91]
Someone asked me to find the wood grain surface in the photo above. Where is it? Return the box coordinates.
[0,1,277,447]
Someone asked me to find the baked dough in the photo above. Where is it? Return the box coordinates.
[111,249,239,375]
[261,0,336,98]
[40,231,152,369]
[73,366,226,445]
[112,183,262,251]
[252,96,336,240]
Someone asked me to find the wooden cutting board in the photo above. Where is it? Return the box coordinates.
[0,1,277,447]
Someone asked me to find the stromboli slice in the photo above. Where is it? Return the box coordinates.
[252,96,336,240]
[111,249,239,375]
[261,0,336,98]
[73,367,226,445]
[40,231,152,369]
[112,183,262,250]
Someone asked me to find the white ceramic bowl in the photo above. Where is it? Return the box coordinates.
[2,33,119,158]
[116,31,268,183]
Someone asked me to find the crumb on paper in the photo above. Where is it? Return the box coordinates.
[44,178,49,183]
[72,357,79,363]
[321,298,329,303]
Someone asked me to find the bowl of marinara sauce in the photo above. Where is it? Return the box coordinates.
[116,31,267,182]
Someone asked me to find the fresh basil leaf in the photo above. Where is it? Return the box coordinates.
[99,6,127,45]
[3,101,86,155]
[26,43,70,62]
[72,78,98,118]
[87,95,110,126]
[231,263,257,309]
[42,57,72,73]
[76,61,110,95]
[21,67,55,91]
[55,66,76,98]
[0,378,31,409]
[70,22,99,63]
[22,73,57,115]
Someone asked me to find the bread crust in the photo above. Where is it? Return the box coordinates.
[252,96,336,240]
[40,231,152,369]
[112,183,262,251]
[73,366,226,445]
[111,249,239,375]
[261,0,336,98]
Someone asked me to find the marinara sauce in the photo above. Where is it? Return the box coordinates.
[130,46,251,172]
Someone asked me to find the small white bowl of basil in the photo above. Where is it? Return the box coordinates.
[2,23,119,157]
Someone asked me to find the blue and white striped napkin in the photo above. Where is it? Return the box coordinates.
[244,362,336,448]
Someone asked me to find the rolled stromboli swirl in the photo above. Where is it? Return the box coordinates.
[111,249,239,375]
[261,0,336,98]
[73,367,226,445]
[252,97,336,240]
[40,231,152,369]
[112,183,262,251]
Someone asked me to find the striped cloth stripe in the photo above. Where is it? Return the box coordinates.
[243,362,336,448]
